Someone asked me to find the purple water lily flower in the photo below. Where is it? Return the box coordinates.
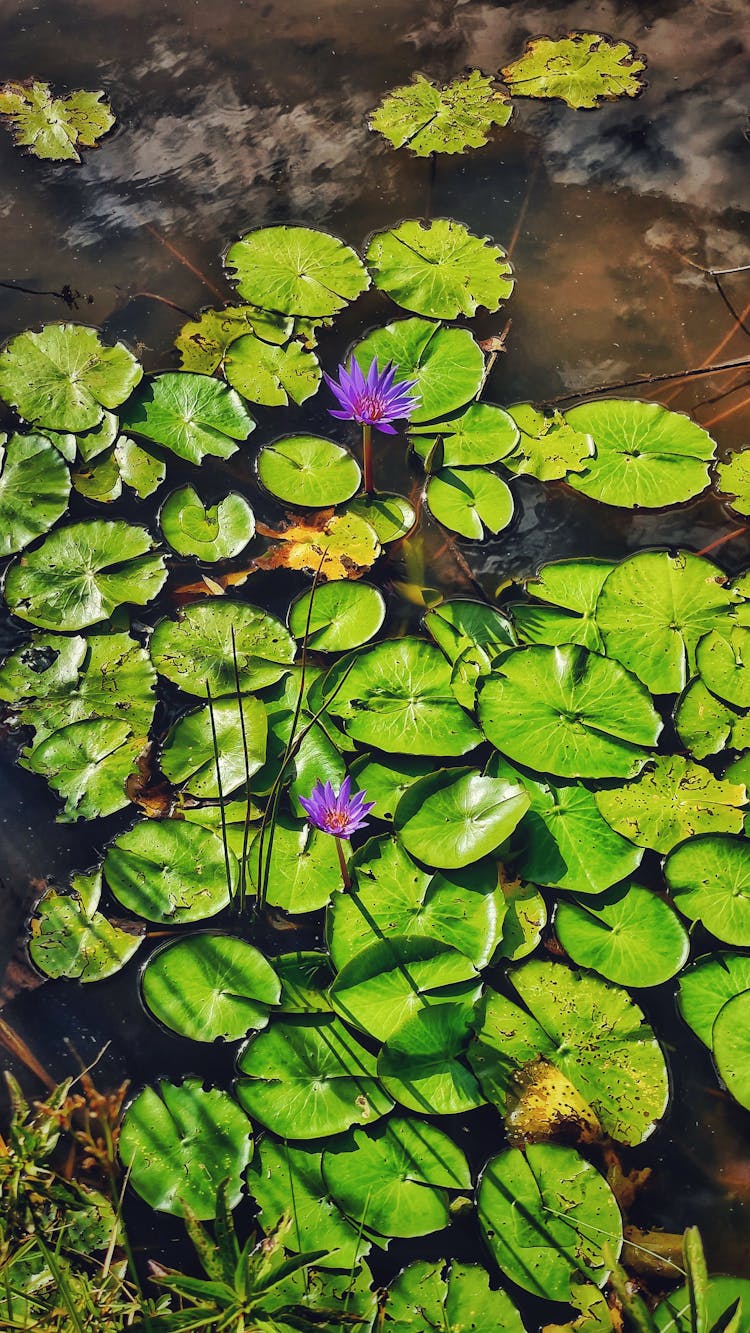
[299,777,375,840]
[324,358,420,435]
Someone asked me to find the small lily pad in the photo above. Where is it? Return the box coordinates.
[150,600,295,697]
[0,324,141,433]
[0,432,70,555]
[394,767,529,868]
[121,372,254,464]
[654,1278,750,1333]
[176,305,293,374]
[0,80,115,161]
[141,933,280,1041]
[225,226,369,317]
[112,436,166,499]
[696,626,750,708]
[510,558,613,652]
[424,599,516,664]
[426,467,514,538]
[343,492,416,543]
[503,404,595,482]
[713,991,750,1110]
[245,816,343,914]
[366,219,513,320]
[677,952,750,1047]
[354,318,484,424]
[257,510,381,580]
[349,754,436,821]
[160,485,255,561]
[664,834,750,945]
[369,70,512,156]
[257,435,361,507]
[555,883,689,987]
[501,32,647,110]
[29,869,144,982]
[224,333,321,407]
[104,819,236,923]
[409,402,520,468]
[715,450,750,516]
[289,580,385,651]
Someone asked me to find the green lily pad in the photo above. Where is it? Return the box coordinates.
[382,1259,525,1332]
[322,1115,470,1238]
[470,961,669,1145]
[176,305,293,375]
[713,991,750,1110]
[274,951,334,1013]
[409,402,520,468]
[141,933,280,1041]
[511,558,613,651]
[501,32,647,110]
[503,404,595,481]
[249,672,346,816]
[673,678,750,759]
[366,219,513,320]
[349,754,435,821]
[72,448,123,503]
[696,626,750,708]
[327,835,506,970]
[330,935,481,1042]
[564,400,715,508]
[4,520,167,631]
[353,318,484,424]
[0,432,70,555]
[257,435,361,507]
[121,372,254,464]
[160,485,255,561]
[377,1004,485,1115]
[715,451,750,516]
[245,815,343,914]
[104,819,236,923]
[426,467,514,538]
[654,1277,750,1333]
[555,883,689,987]
[477,1144,622,1301]
[369,70,512,156]
[24,716,141,821]
[28,869,144,982]
[677,952,750,1047]
[0,80,115,160]
[235,1013,393,1137]
[478,643,661,779]
[112,436,166,498]
[160,694,268,798]
[596,551,735,694]
[119,1078,253,1219]
[150,600,295,697]
[289,580,385,651]
[0,324,141,433]
[424,599,516,664]
[225,226,369,317]
[394,767,529,868]
[324,638,481,755]
[344,492,416,543]
[664,834,750,945]
[495,875,548,962]
[595,755,746,852]
[269,1257,378,1326]
[224,333,320,407]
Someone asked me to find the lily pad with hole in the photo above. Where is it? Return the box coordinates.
[369,70,512,156]
[715,451,750,517]
[119,1078,253,1219]
[149,600,295,697]
[330,935,482,1042]
[0,324,141,433]
[510,558,613,652]
[176,305,293,374]
[426,467,514,539]
[503,404,595,481]
[343,492,416,543]
[555,883,689,987]
[160,694,267,799]
[677,952,750,1047]
[0,80,115,160]
[394,768,529,868]
[245,815,343,914]
[235,1013,393,1138]
[257,510,381,580]
[104,819,236,923]
[501,32,647,110]
[564,400,715,508]
[0,432,70,556]
[121,371,254,464]
[377,1004,485,1115]
[225,226,369,317]
[409,402,519,468]
[224,333,321,407]
[289,580,385,651]
[382,1259,526,1332]
[354,318,484,424]
[29,869,144,982]
[595,755,746,853]
[366,219,513,321]
[258,435,361,507]
[142,933,280,1042]
[664,834,750,945]
[160,485,255,561]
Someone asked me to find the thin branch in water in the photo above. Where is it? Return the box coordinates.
[231,626,253,915]
[144,224,225,301]
[507,152,542,258]
[128,291,194,318]
[0,279,91,308]
[700,385,750,429]
[695,528,749,558]
[544,354,750,407]
[205,679,235,908]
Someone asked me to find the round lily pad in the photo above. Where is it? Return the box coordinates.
[426,467,514,539]
[289,580,385,651]
[696,626,750,708]
[225,226,369,317]
[349,754,438,821]
[664,834,750,945]
[382,1259,525,1332]
[366,219,513,320]
[0,323,141,432]
[121,371,255,464]
[654,1278,750,1333]
[330,935,481,1042]
[150,600,295,697]
[257,435,361,507]
[119,1078,253,1219]
[677,952,750,1047]
[161,694,268,798]
[369,70,512,156]
[555,883,689,987]
[353,318,484,424]
[409,402,519,468]
[343,492,416,543]
[0,432,70,556]
[224,333,320,406]
[595,754,747,853]
[104,819,236,923]
[141,933,280,1041]
[394,768,529,868]
[29,869,143,983]
[564,400,715,508]
[4,520,167,632]
[160,485,255,561]
[245,816,343,914]
[377,1004,485,1115]
[713,991,750,1109]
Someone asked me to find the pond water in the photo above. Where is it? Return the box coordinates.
[1,0,750,1323]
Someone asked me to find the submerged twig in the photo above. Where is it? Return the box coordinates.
[545,354,750,406]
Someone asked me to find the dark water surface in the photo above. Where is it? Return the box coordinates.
[1,0,750,1300]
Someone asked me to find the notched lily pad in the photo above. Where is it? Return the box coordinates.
[257,435,361,508]
[564,400,715,508]
[426,466,514,539]
[149,599,295,697]
[503,404,595,482]
[0,324,141,433]
[175,304,293,374]
[29,869,144,982]
[225,225,369,317]
[256,510,381,580]
[160,484,255,561]
[224,333,321,407]
[501,32,647,110]
[121,371,255,464]
[0,80,115,161]
[0,432,70,555]
[354,318,484,423]
[142,933,280,1042]
[104,818,236,923]
[366,219,513,321]
[369,70,512,156]
[409,402,519,469]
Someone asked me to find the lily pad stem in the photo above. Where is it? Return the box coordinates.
[362,423,374,495]
[336,837,352,890]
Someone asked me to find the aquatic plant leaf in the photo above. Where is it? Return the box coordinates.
[224,332,321,407]
[257,510,381,580]
[121,371,254,464]
[564,400,715,507]
[478,644,661,779]
[274,951,334,1013]
[0,80,114,160]
[247,1138,373,1268]
[377,1004,485,1115]
[382,1259,525,1332]
[110,436,166,498]
[0,432,70,555]
[225,225,369,317]
[424,598,516,664]
[664,834,750,945]
[288,580,385,651]
[324,638,481,755]
[327,835,505,969]
[555,883,689,987]
[119,1078,253,1219]
[596,551,736,694]
[470,962,669,1145]
[673,678,750,759]
[426,466,514,539]
[322,1116,470,1238]
[269,1259,378,1325]
[409,402,519,468]
[72,448,123,502]
[477,1144,622,1301]
[176,304,293,374]
[29,869,144,981]
[245,815,343,913]
[257,434,361,507]
[104,818,236,923]
[595,755,746,852]
[150,599,295,697]
[715,451,750,517]
[142,934,280,1042]
[349,754,436,821]
[511,558,613,651]
[712,992,750,1110]
[654,1278,750,1333]
[4,519,167,631]
[369,70,512,156]
[495,874,547,962]
[330,935,481,1042]
[344,491,416,543]
[235,1013,393,1137]
[487,755,643,893]
[501,32,647,109]
[250,672,346,815]
[24,716,142,821]
[677,952,750,1047]
[160,484,255,561]
[366,219,513,320]
[394,767,529,868]
[354,318,484,423]
[160,694,267,798]
[0,324,141,432]
[503,404,594,481]
[695,626,750,708]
